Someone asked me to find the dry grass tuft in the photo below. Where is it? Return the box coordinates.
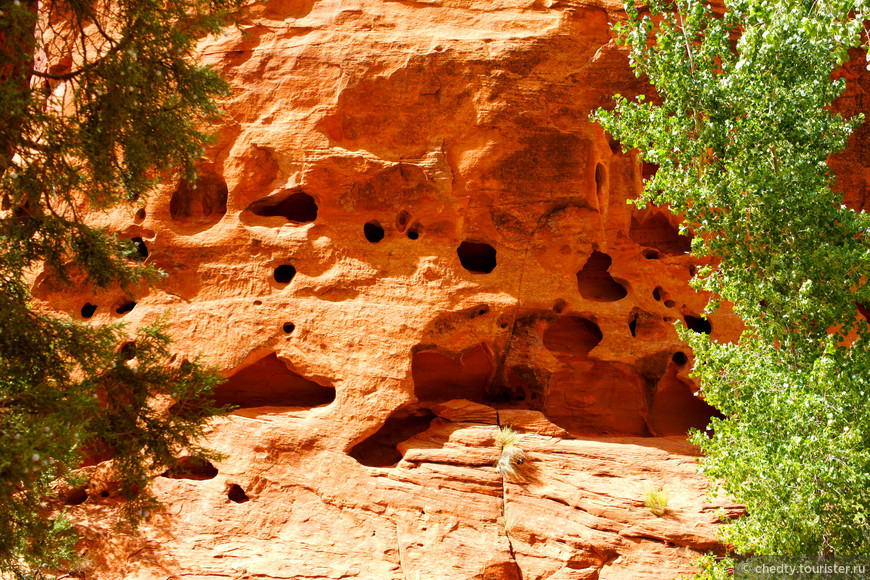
[643,485,669,517]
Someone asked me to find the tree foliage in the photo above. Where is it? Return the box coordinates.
[595,0,870,559]
[0,0,239,575]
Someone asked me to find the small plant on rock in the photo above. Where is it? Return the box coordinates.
[643,485,669,517]
[495,426,526,481]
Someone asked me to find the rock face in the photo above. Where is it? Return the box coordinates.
[35,0,763,577]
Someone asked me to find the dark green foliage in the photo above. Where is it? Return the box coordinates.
[594,0,870,563]
[0,0,240,575]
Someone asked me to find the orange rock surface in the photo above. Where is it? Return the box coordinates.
[32,0,772,577]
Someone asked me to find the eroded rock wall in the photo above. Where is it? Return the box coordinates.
[36,0,763,578]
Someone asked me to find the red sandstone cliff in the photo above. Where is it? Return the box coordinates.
[35,0,851,577]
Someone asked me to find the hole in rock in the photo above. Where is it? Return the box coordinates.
[642,162,658,178]
[213,353,335,409]
[552,299,566,314]
[649,370,722,436]
[134,208,146,223]
[543,316,603,357]
[673,351,688,366]
[81,303,97,318]
[169,170,228,226]
[130,237,148,260]
[247,191,317,223]
[576,251,628,302]
[99,490,109,498]
[65,487,88,505]
[684,315,712,334]
[227,484,249,503]
[412,344,493,403]
[664,300,676,308]
[469,304,489,319]
[282,322,295,334]
[643,249,660,260]
[407,223,421,240]
[273,265,296,284]
[161,457,218,480]
[396,210,411,231]
[457,241,497,274]
[689,265,697,276]
[115,301,136,314]
[628,310,638,337]
[349,408,437,467]
[253,300,263,306]
[630,210,691,255]
[595,163,606,198]
[545,360,649,436]
[364,221,385,243]
[653,287,663,301]
[119,342,137,360]
[608,137,621,152]
[858,303,869,322]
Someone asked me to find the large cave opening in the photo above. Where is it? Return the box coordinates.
[348,408,437,467]
[212,353,335,409]
[412,344,493,403]
[246,191,318,223]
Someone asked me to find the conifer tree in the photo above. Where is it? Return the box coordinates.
[0,0,239,574]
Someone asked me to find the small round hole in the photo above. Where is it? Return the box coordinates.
[664,300,676,308]
[134,208,146,223]
[253,300,263,306]
[643,249,660,260]
[115,301,136,314]
[407,229,419,240]
[553,299,566,314]
[282,322,295,334]
[65,487,88,505]
[99,490,109,498]
[81,303,97,318]
[274,265,296,284]
[673,352,688,366]
[131,237,148,260]
[364,222,385,243]
[228,484,249,503]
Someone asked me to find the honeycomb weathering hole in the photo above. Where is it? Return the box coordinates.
[349,408,437,467]
[115,300,136,314]
[169,171,228,226]
[247,191,318,223]
[81,302,97,318]
[576,251,628,302]
[274,265,296,284]
[364,221,385,243]
[228,484,250,503]
[630,209,691,255]
[649,370,722,436]
[130,237,148,259]
[213,353,335,409]
[412,344,493,403]
[161,457,219,480]
[457,241,497,274]
[65,487,88,505]
[684,315,712,334]
[543,316,603,357]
